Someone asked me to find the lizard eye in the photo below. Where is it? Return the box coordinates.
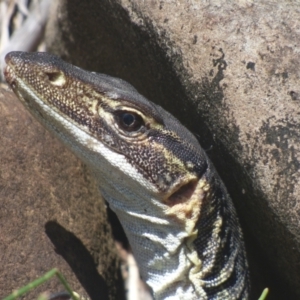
[115,110,145,132]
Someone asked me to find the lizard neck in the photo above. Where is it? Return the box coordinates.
[95,169,209,300]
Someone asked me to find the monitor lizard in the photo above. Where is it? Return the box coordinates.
[4,51,249,300]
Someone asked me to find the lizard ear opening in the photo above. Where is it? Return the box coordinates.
[167,179,198,205]
[45,71,66,87]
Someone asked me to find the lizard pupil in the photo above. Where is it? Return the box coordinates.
[122,113,135,126]
[116,111,144,132]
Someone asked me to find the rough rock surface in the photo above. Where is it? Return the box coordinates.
[0,87,124,300]
[45,1,300,299]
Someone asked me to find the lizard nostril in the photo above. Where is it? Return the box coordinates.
[45,71,66,87]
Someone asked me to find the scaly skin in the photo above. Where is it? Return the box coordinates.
[5,51,249,300]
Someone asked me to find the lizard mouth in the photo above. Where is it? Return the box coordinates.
[4,65,16,88]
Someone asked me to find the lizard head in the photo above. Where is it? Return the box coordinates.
[5,51,209,209]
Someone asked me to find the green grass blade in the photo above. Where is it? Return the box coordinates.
[258,288,269,300]
[3,268,79,300]
[3,268,57,300]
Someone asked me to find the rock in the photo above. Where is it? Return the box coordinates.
[45,1,300,299]
[0,87,124,300]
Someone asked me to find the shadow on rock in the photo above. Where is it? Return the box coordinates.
[45,221,109,300]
